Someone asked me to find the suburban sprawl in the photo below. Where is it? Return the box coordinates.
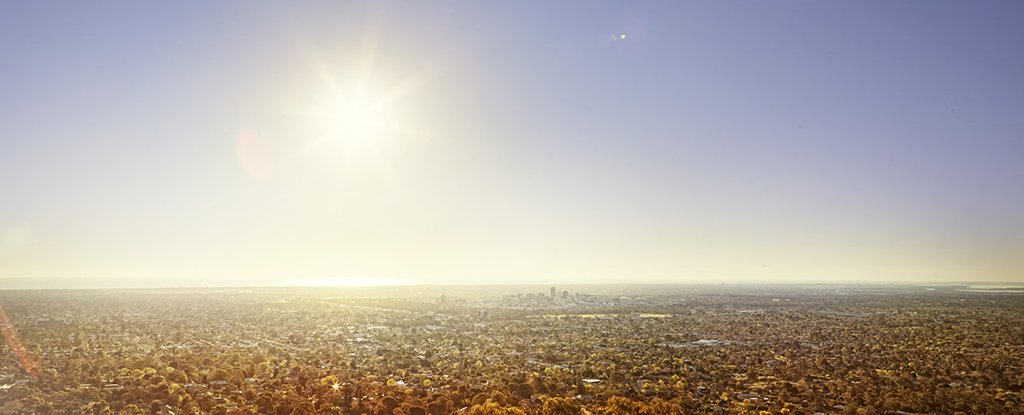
[1,284,1022,415]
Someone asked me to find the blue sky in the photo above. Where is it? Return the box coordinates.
[1,1,1022,287]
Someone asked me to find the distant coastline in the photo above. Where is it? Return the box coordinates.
[1,278,1022,295]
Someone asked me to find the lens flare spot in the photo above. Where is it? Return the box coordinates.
[235,130,272,179]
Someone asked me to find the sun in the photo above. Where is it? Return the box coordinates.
[314,84,396,145]
[289,43,432,169]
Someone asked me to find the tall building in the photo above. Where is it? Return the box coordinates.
[550,286,556,298]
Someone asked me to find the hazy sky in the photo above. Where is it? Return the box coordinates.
[2,1,1023,288]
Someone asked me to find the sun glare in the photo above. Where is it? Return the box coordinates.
[294,75,421,171]
[293,276,410,287]
[289,39,436,171]
[318,86,395,145]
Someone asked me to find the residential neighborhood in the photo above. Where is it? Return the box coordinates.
[1,285,1021,414]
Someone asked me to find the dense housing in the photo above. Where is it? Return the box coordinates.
[1,286,1022,414]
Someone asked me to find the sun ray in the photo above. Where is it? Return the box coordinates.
[282,35,438,178]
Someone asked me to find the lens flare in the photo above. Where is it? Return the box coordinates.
[236,130,273,179]
[0,305,40,382]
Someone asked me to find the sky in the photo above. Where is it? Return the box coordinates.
[1,1,1023,288]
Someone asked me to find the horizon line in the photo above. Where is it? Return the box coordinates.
[2,280,1022,292]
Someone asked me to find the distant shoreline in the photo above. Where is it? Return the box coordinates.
[1,280,1021,294]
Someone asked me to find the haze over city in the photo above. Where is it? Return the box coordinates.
[2,1,1023,288]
